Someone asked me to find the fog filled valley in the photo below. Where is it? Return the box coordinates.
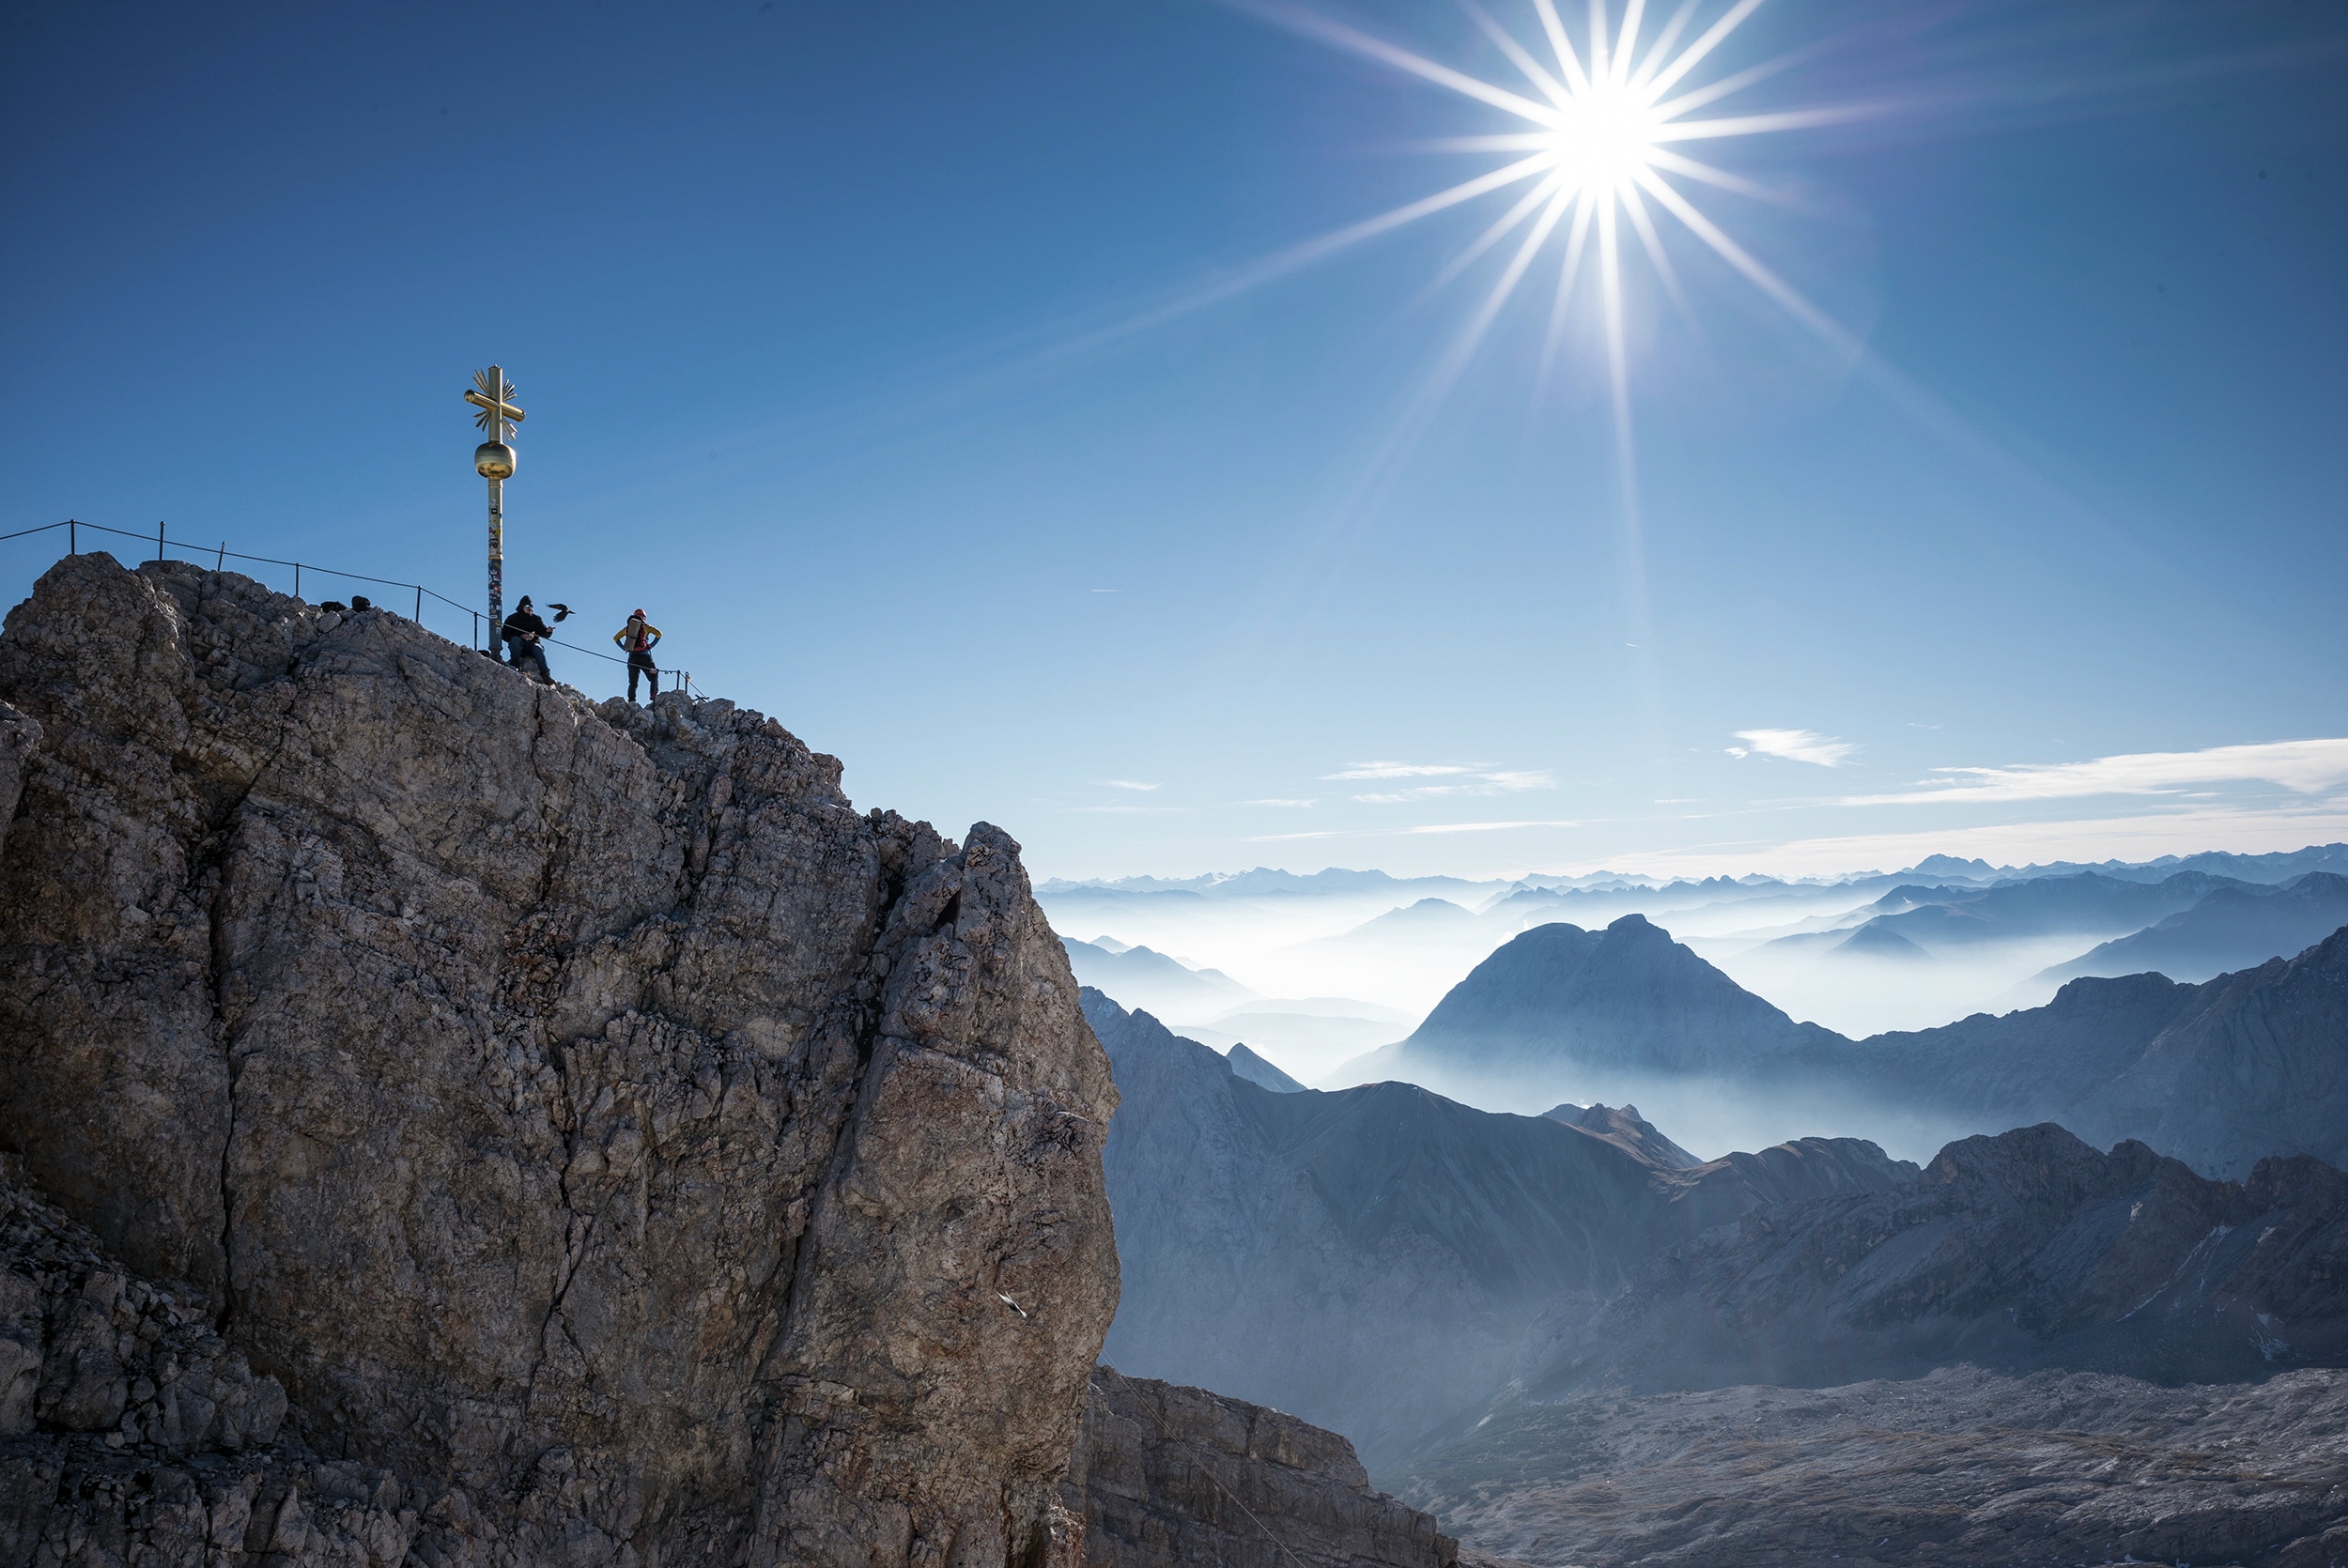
[1051,853,2348,1564]
[1043,851,2348,1160]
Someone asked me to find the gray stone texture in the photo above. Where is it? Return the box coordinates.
[0,555,1118,1566]
[1064,1366,1460,1568]
[1395,1365,2348,1568]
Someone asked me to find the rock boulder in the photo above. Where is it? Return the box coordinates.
[0,555,1119,1566]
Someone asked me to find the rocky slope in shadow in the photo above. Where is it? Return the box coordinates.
[0,555,1119,1567]
[1064,1366,1486,1568]
[1510,1122,2348,1398]
[1087,991,1912,1468]
[1393,1365,2348,1568]
[1393,1125,2348,1566]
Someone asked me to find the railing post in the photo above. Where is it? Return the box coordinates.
[217,542,226,571]
[156,520,164,564]
[294,562,301,599]
[415,585,423,621]
[69,519,75,554]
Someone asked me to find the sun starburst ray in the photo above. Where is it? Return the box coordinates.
[1648,44,1822,120]
[1617,177,1691,317]
[1640,0,1768,102]
[1241,2,1561,124]
[1630,0,1702,88]
[1538,188,1599,388]
[1643,146,1797,205]
[1630,162,1856,352]
[1648,103,1877,140]
[1612,0,1651,86]
[1461,0,1572,107]
[1429,172,1568,295]
[1530,0,1594,95]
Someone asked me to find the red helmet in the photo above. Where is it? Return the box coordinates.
[632,608,646,618]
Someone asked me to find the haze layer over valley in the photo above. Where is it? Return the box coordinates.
[1042,850,2348,1158]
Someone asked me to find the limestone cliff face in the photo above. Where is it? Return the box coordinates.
[0,555,1119,1566]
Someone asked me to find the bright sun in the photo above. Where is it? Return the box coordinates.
[1252,0,1869,411]
[1544,85,1664,189]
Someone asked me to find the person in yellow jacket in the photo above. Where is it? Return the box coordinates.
[613,608,663,702]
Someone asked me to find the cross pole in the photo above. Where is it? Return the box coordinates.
[466,367,526,655]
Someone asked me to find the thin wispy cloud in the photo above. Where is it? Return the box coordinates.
[1070,804,1191,815]
[1728,729,1857,767]
[1336,763,1556,803]
[1324,761,1479,780]
[1840,738,2348,807]
[1244,797,1320,807]
[1244,818,1578,841]
[1095,779,1160,792]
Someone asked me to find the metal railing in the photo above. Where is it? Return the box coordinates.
[0,517,701,698]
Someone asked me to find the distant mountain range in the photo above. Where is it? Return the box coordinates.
[1765,869,2246,959]
[1060,936,1253,1018]
[1344,915,2348,1178]
[1041,844,2348,901]
[1512,1122,2348,1397]
[1087,989,1913,1468]
[2033,870,2348,987]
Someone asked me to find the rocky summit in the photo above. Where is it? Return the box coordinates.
[0,555,1119,1566]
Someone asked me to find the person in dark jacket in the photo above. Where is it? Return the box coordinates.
[502,596,554,684]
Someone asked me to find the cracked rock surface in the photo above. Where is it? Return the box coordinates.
[0,555,1118,1566]
[1063,1366,1469,1568]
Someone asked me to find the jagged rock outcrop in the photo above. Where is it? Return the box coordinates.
[0,555,1119,1566]
[0,702,34,864]
[1512,1123,2348,1397]
[1540,1104,1698,1169]
[1063,1366,1462,1568]
[1088,992,1911,1468]
[2,1164,427,1567]
[1395,1364,2348,1568]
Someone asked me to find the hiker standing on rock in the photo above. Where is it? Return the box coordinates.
[501,595,564,684]
[613,608,663,702]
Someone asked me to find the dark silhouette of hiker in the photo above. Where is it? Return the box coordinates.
[613,609,663,701]
[502,596,555,684]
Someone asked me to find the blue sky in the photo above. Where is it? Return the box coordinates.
[5,0,2344,879]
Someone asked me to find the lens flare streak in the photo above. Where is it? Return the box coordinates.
[1233,0,1872,427]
